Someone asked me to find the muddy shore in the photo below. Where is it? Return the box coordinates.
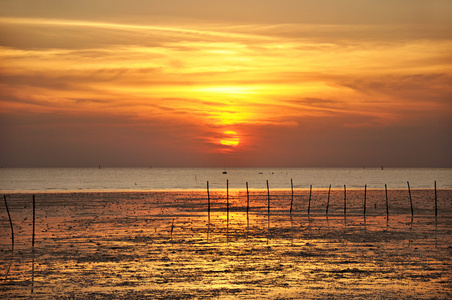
[1,189,451,299]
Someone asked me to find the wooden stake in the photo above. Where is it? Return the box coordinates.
[226,179,229,224]
[326,184,331,215]
[363,185,367,216]
[407,181,413,218]
[434,181,437,217]
[290,179,294,216]
[266,180,271,242]
[3,195,14,254]
[343,185,347,216]
[267,180,270,217]
[308,185,312,215]
[385,184,389,218]
[3,195,14,282]
[207,181,210,223]
[246,182,250,228]
[32,195,36,252]
[170,219,174,242]
[32,195,36,293]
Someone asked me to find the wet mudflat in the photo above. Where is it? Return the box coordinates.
[1,189,451,299]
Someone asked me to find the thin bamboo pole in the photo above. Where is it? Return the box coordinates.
[246,182,250,228]
[3,195,14,254]
[32,195,36,293]
[266,180,271,244]
[326,184,331,215]
[434,181,437,217]
[3,194,15,283]
[207,181,210,223]
[343,185,347,216]
[267,180,270,219]
[32,195,36,252]
[407,181,413,218]
[308,185,312,215]
[226,179,229,243]
[170,219,174,242]
[290,179,294,216]
[363,185,367,216]
[385,184,389,218]
[226,179,229,224]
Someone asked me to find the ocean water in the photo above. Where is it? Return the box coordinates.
[0,168,451,193]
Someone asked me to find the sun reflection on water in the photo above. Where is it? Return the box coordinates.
[1,190,451,298]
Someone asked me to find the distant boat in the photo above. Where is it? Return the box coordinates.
[222,171,227,174]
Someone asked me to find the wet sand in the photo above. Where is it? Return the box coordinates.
[1,189,451,299]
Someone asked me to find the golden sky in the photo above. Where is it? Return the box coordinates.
[1,1,451,167]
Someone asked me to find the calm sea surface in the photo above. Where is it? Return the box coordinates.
[0,168,451,193]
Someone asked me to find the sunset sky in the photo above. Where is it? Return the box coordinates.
[1,0,451,167]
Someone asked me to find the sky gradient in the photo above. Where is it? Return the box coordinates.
[1,0,451,167]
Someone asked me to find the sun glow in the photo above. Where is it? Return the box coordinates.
[220,131,240,147]
[196,86,255,95]
[1,13,450,166]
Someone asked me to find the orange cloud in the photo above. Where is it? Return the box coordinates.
[1,15,451,166]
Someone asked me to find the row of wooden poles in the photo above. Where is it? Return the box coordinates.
[1,181,440,285]
[1,180,440,253]
[3,195,36,291]
[206,180,440,224]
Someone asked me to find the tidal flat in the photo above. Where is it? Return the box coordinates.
[1,189,451,299]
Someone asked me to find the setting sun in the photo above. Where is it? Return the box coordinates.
[220,131,240,147]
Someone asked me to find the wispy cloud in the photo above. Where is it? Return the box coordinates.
[1,14,451,166]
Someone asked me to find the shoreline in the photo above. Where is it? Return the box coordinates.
[1,187,451,194]
[2,168,451,192]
